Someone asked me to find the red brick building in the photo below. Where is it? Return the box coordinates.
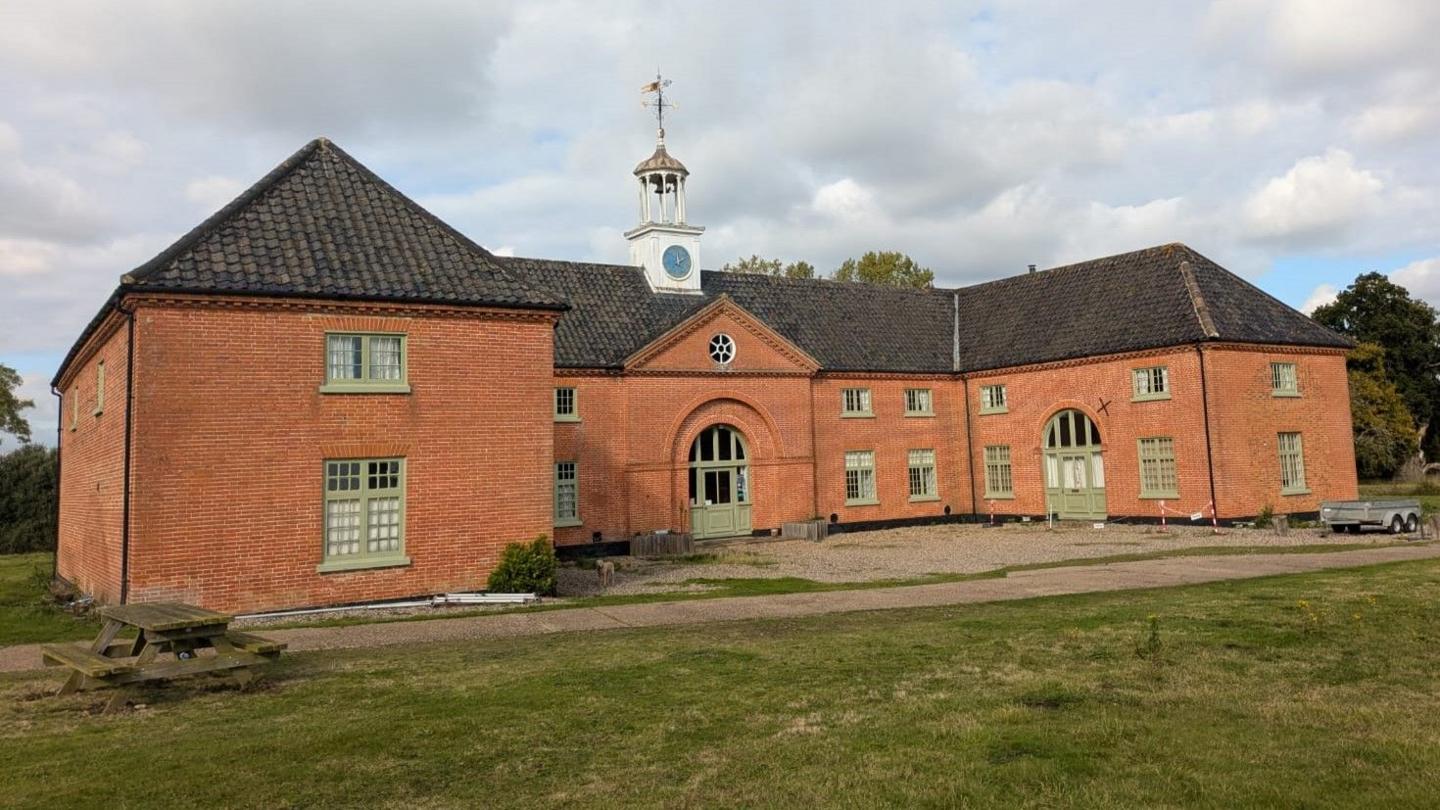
[53,136,1357,613]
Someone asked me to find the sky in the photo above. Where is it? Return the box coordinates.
[2,0,1439,448]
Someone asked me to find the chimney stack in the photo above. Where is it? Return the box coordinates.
[1027,264,1036,274]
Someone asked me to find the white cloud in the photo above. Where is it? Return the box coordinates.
[1243,149,1384,244]
[1390,257,1440,308]
[1299,283,1339,315]
[184,176,246,212]
[1348,103,1440,144]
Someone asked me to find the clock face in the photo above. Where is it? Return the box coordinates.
[662,245,692,279]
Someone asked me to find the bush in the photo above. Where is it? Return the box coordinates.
[487,536,557,596]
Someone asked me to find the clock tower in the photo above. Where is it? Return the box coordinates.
[626,74,703,294]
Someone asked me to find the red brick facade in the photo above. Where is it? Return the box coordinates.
[56,291,1358,613]
[57,294,558,613]
[551,302,1357,545]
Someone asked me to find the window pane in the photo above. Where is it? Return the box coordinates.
[326,499,362,557]
[367,496,402,553]
[717,426,732,461]
[555,387,576,416]
[369,336,403,380]
[736,466,748,502]
[327,335,363,381]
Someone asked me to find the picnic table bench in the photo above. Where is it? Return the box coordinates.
[41,602,285,713]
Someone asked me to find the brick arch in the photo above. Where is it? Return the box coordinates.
[663,390,784,464]
[1035,399,1108,452]
[666,394,785,535]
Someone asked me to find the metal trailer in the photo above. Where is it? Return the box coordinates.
[1319,499,1422,534]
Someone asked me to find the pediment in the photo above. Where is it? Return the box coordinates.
[624,295,820,374]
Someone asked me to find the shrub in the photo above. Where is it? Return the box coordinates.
[0,445,57,555]
[1255,503,1275,528]
[487,536,557,596]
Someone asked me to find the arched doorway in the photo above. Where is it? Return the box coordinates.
[689,424,752,538]
[1043,409,1107,520]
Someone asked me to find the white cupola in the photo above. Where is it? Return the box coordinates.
[625,75,703,293]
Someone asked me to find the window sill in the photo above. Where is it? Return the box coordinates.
[845,498,880,507]
[979,407,1008,415]
[1281,488,1312,497]
[984,493,1015,500]
[92,408,103,417]
[318,383,412,395]
[1271,391,1301,398]
[553,416,581,423]
[841,412,875,419]
[554,518,583,528]
[316,555,411,574]
[1139,493,1180,501]
[908,494,941,503]
[1132,393,1172,403]
[904,411,936,418]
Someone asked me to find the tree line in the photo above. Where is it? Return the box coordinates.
[719,251,935,289]
[1311,273,1440,480]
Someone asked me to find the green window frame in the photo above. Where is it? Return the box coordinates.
[69,388,78,431]
[320,333,411,394]
[845,450,877,505]
[841,388,873,417]
[93,361,105,416]
[904,388,934,416]
[1278,432,1308,494]
[554,387,579,422]
[908,449,938,501]
[1137,437,1179,499]
[555,461,580,526]
[980,384,1007,414]
[320,458,409,572]
[984,445,1013,498]
[1271,362,1299,397]
[1132,366,1170,401]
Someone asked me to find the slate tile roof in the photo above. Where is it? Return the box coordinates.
[57,138,1352,385]
[122,138,563,310]
[508,243,1351,373]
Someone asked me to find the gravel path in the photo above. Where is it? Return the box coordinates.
[558,521,1388,597]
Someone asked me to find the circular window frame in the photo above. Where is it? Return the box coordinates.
[708,333,736,365]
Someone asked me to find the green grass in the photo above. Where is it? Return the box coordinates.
[0,554,97,646]
[260,542,1395,631]
[1359,481,1440,515]
[4,559,1440,808]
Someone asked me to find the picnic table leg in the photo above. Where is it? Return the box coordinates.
[207,633,258,690]
[89,620,124,655]
[102,634,165,715]
[55,670,86,696]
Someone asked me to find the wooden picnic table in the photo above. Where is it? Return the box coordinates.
[42,601,285,713]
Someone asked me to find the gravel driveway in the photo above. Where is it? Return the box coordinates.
[557,521,1383,597]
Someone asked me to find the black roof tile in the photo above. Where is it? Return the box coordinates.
[507,243,1352,373]
[122,138,563,310]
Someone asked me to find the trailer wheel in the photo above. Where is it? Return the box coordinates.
[1405,514,1420,533]
[1330,524,1345,534]
[1390,515,1405,534]
[1347,524,1362,534]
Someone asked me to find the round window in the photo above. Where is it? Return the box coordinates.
[708,333,736,365]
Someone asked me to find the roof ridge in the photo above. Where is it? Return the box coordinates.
[1177,259,1220,339]
[124,137,329,284]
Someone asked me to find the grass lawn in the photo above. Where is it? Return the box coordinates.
[0,553,97,646]
[1359,481,1440,515]
[3,560,1440,807]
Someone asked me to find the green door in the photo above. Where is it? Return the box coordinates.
[688,425,753,539]
[1043,410,1107,520]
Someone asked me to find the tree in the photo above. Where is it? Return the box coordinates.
[0,445,57,554]
[719,255,816,279]
[1312,273,1440,457]
[0,363,33,444]
[831,251,934,289]
[1347,343,1420,480]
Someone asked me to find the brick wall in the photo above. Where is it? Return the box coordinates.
[115,295,556,613]
[1203,345,1357,517]
[55,311,130,602]
[551,341,1358,543]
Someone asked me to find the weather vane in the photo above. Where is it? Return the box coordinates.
[640,71,675,134]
